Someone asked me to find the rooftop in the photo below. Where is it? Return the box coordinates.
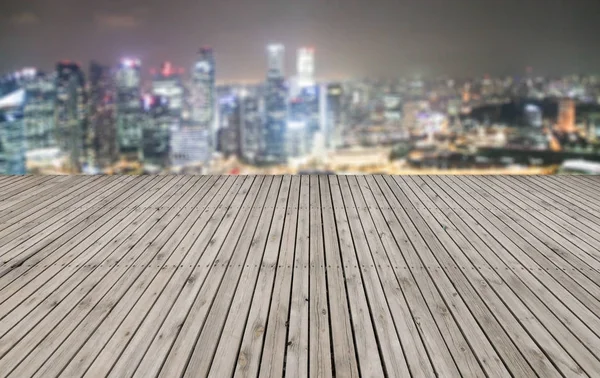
[0,174,599,377]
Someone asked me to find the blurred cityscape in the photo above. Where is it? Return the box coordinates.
[1,46,600,175]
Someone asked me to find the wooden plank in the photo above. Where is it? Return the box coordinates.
[524,176,600,216]
[0,176,57,202]
[188,177,284,378]
[58,175,234,378]
[520,176,600,224]
[307,175,333,378]
[210,176,290,377]
[314,175,359,378]
[342,175,433,377]
[0,176,178,313]
[0,177,190,292]
[252,176,300,378]
[402,175,557,377]
[0,175,95,224]
[0,176,137,262]
[0,176,200,375]
[480,176,600,269]
[29,176,222,378]
[419,175,589,377]
[102,176,259,378]
[459,176,600,301]
[0,176,154,272]
[284,175,310,378]
[500,176,600,243]
[0,176,29,193]
[378,175,509,377]
[0,176,125,246]
[0,176,47,198]
[326,175,386,377]
[436,175,600,374]
[543,176,600,208]
[164,176,273,378]
[557,175,600,194]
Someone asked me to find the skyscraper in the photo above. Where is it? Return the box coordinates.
[115,58,142,161]
[191,47,216,130]
[23,72,61,173]
[23,70,56,154]
[55,61,87,173]
[0,87,26,175]
[326,83,343,149]
[263,44,287,164]
[89,62,117,169]
[152,62,184,122]
[217,91,241,157]
[239,87,262,164]
[142,94,171,171]
[557,98,576,133]
[267,44,285,77]
[296,47,315,88]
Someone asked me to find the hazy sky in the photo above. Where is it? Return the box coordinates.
[1,0,599,81]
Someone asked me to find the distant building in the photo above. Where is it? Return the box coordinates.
[217,92,241,157]
[191,47,216,131]
[22,71,56,153]
[287,85,319,158]
[239,89,262,164]
[116,58,143,161]
[55,61,87,172]
[0,88,27,174]
[142,95,171,171]
[296,47,315,88]
[170,128,211,170]
[524,104,542,128]
[89,62,117,168]
[263,44,288,164]
[326,83,343,149]
[557,98,575,133]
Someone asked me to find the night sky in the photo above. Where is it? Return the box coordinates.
[1,0,599,81]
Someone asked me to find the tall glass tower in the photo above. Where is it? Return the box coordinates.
[263,44,287,164]
[115,58,142,161]
[55,61,87,173]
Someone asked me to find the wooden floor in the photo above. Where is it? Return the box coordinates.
[0,175,599,377]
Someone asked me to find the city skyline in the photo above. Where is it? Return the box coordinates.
[1,0,600,81]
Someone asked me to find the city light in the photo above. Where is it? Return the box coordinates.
[1,43,600,176]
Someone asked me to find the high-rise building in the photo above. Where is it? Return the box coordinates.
[22,70,56,149]
[191,47,216,130]
[297,47,315,88]
[217,91,241,157]
[326,83,343,149]
[142,95,171,171]
[152,62,184,123]
[239,88,262,164]
[187,47,216,165]
[0,88,27,174]
[557,98,576,133]
[55,61,87,173]
[267,44,285,77]
[89,62,117,169]
[116,58,142,161]
[23,71,61,173]
[287,85,319,158]
[263,44,288,164]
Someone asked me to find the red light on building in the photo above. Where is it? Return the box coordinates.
[162,61,173,77]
